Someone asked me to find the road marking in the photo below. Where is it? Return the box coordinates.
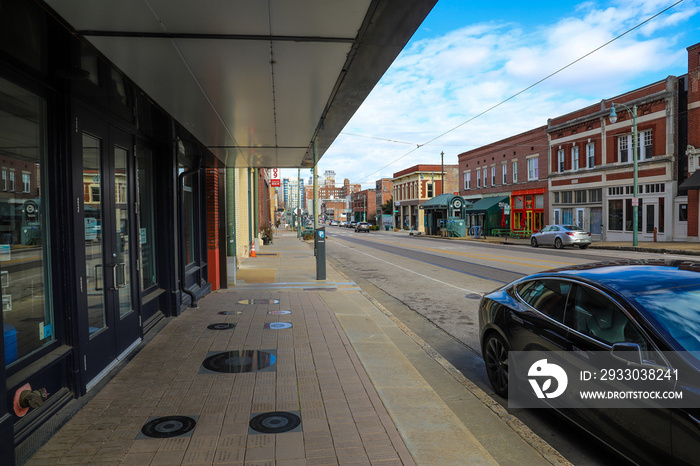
[331,233,576,268]
[332,241,484,295]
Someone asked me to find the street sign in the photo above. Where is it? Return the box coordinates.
[271,168,280,187]
[631,197,639,207]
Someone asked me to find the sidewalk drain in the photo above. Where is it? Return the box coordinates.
[249,411,301,434]
[200,350,276,374]
[207,323,236,330]
[302,287,337,291]
[138,416,197,439]
[218,310,243,315]
[264,322,292,329]
[267,310,291,315]
[237,299,280,304]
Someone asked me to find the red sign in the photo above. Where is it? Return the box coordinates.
[271,168,280,187]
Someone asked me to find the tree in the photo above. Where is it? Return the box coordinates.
[380,196,393,215]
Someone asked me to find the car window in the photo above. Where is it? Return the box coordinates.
[550,226,559,231]
[516,279,570,323]
[565,285,657,358]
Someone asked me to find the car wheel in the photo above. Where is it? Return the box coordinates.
[554,237,563,249]
[530,237,538,248]
[579,244,589,249]
[483,333,509,398]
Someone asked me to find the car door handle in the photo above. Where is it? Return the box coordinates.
[511,314,524,324]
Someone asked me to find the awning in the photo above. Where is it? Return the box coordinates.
[680,170,700,190]
[465,196,509,212]
[419,193,457,210]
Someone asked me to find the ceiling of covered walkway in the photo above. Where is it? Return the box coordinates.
[45,0,437,168]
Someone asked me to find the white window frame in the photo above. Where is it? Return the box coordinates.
[9,170,15,192]
[22,172,30,193]
[483,167,488,187]
[491,166,496,186]
[572,146,579,172]
[558,149,565,173]
[1,168,6,191]
[586,142,595,168]
[464,171,471,190]
[502,163,507,184]
[512,161,517,183]
[618,136,629,163]
[476,169,481,188]
[527,156,539,181]
[553,208,561,225]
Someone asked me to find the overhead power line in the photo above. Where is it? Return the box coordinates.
[353,0,685,184]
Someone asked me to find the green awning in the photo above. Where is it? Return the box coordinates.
[420,193,462,210]
[465,196,509,212]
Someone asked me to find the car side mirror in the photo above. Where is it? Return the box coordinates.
[611,342,643,365]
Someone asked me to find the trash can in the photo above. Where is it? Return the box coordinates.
[385,225,389,231]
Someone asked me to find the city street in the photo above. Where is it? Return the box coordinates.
[324,227,692,465]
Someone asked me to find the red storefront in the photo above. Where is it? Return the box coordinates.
[511,188,546,232]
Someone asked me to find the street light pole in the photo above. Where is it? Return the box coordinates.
[440,151,444,195]
[609,102,638,247]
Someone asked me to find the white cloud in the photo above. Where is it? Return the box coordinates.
[317,0,699,188]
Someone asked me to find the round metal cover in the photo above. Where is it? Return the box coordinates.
[267,310,291,315]
[218,310,243,315]
[207,323,236,330]
[249,412,301,434]
[141,416,196,438]
[265,322,292,329]
[202,350,276,373]
[237,299,280,305]
[466,293,482,299]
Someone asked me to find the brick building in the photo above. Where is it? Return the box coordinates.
[680,42,700,241]
[548,76,682,242]
[458,126,549,232]
[351,189,377,223]
[392,164,458,231]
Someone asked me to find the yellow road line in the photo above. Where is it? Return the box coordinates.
[330,235,576,268]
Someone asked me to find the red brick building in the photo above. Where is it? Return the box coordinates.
[680,42,700,241]
[392,164,458,231]
[548,76,681,242]
[351,189,377,223]
[458,126,549,232]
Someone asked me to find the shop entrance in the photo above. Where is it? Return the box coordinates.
[74,110,140,390]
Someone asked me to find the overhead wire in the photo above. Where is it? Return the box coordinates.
[351,0,685,185]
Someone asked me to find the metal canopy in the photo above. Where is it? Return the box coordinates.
[45,0,437,168]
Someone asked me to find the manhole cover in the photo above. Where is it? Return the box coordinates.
[249,412,301,434]
[264,322,292,329]
[202,350,276,373]
[237,299,280,305]
[267,310,291,315]
[218,310,243,315]
[140,416,197,439]
[207,323,236,330]
[465,293,482,299]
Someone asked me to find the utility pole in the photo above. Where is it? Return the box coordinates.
[440,151,444,195]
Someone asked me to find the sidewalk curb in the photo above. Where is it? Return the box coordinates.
[329,262,573,466]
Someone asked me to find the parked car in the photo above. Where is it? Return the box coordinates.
[339,221,347,227]
[479,260,700,465]
[530,224,591,249]
[330,220,338,226]
[348,221,358,229]
[355,222,370,233]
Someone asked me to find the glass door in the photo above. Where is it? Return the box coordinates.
[76,112,140,389]
[644,202,657,240]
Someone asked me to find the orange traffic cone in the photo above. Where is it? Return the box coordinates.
[250,242,256,257]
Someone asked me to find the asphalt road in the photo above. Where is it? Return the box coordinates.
[323,227,689,466]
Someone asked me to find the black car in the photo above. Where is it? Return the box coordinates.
[479,260,700,465]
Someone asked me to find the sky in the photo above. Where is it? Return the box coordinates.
[287,0,700,188]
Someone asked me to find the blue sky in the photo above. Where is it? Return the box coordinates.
[294,0,700,188]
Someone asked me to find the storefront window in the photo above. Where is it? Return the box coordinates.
[625,198,643,232]
[136,147,157,290]
[0,78,53,366]
[608,200,623,231]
